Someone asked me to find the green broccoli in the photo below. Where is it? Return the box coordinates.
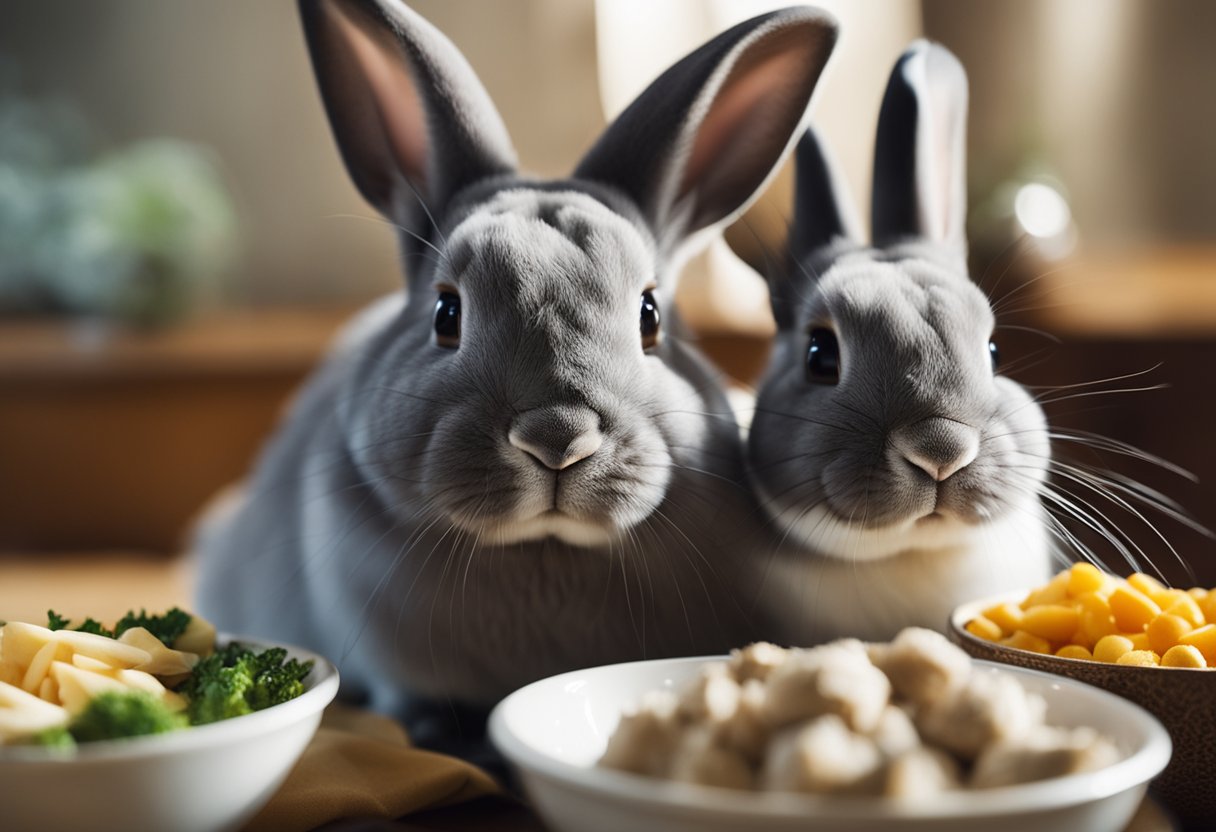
[31,726,76,750]
[180,643,313,725]
[113,607,192,645]
[47,609,114,638]
[45,607,193,646]
[65,690,187,743]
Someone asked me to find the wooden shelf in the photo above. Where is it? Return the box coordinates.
[1033,247,1216,340]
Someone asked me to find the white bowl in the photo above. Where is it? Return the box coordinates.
[0,637,339,832]
[489,656,1171,832]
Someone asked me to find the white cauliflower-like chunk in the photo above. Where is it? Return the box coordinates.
[762,715,884,794]
[764,642,890,733]
[870,627,971,706]
[971,726,1121,789]
[917,670,1046,760]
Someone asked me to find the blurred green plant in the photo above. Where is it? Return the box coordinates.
[0,93,237,328]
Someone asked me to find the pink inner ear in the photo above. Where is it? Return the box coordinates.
[678,30,815,223]
[331,5,430,197]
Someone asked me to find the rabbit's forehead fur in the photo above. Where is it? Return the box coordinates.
[813,255,995,406]
[440,188,655,306]
[750,252,1049,561]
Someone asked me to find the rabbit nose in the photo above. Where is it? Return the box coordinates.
[508,405,603,471]
[892,417,979,482]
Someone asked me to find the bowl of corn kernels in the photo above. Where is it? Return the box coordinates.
[950,563,1216,826]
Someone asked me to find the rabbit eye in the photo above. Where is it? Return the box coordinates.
[989,340,1000,372]
[640,290,660,350]
[434,291,461,348]
[806,328,840,384]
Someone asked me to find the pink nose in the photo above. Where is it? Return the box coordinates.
[891,418,979,482]
[508,406,603,471]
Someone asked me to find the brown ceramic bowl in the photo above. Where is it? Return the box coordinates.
[950,592,1216,828]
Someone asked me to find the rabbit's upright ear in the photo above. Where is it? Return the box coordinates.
[870,41,969,255]
[299,0,517,242]
[575,7,837,255]
[789,126,861,264]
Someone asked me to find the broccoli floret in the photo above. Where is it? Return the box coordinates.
[46,609,115,638]
[180,643,313,725]
[31,726,76,749]
[68,691,187,743]
[46,610,71,630]
[45,607,193,646]
[113,607,192,645]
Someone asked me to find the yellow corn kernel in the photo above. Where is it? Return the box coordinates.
[1075,591,1112,617]
[983,602,1024,635]
[1067,562,1108,597]
[1021,605,1080,642]
[1162,644,1207,668]
[1003,630,1052,654]
[1187,587,1208,604]
[1116,650,1160,667]
[1151,588,1188,610]
[966,615,1003,642]
[1093,634,1136,664]
[1147,614,1193,655]
[1077,610,1118,648]
[1166,595,1205,628]
[1200,592,1216,627]
[1022,572,1071,609]
[1180,624,1216,664]
[1128,572,1167,599]
[1128,632,1151,651]
[1055,645,1093,660]
[1109,586,1161,632]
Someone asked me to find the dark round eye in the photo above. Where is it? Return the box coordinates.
[806,327,840,384]
[640,289,660,350]
[434,291,461,348]
[989,339,1000,372]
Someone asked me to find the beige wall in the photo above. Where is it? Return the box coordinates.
[0,0,606,306]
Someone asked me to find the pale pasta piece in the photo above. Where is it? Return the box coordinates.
[1,622,58,668]
[118,627,199,676]
[51,630,151,669]
[50,661,129,715]
[22,639,70,694]
[0,680,69,742]
[173,615,218,657]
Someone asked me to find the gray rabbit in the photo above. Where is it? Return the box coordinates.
[748,41,1052,646]
[194,0,838,743]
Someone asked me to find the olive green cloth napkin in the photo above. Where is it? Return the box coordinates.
[244,705,500,832]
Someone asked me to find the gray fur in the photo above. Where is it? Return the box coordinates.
[749,41,1052,645]
[195,0,837,718]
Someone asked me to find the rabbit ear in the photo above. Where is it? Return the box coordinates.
[870,40,969,254]
[575,7,837,254]
[299,0,517,236]
[789,126,861,263]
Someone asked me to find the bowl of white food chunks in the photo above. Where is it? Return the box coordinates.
[0,608,339,832]
[489,628,1170,832]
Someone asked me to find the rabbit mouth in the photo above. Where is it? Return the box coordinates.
[471,510,617,547]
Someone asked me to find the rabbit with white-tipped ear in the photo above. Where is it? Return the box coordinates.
[195,0,838,744]
[748,41,1052,646]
